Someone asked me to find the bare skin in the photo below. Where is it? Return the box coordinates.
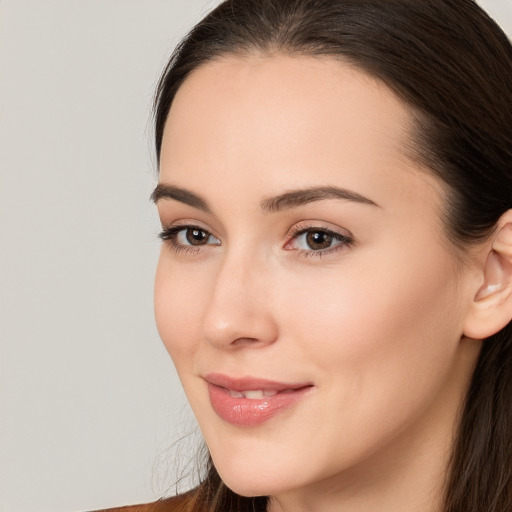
[153,55,511,512]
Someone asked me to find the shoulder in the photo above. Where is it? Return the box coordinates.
[92,493,193,512]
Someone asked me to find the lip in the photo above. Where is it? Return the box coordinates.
[204,373,314,427]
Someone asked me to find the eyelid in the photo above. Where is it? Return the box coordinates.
[158,222,221,254]
[158,219,353,258]
[159,219,219,238]
[284,221,354,255]
[159,224,214,241]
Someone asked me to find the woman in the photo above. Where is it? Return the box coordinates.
[100,0,512,511]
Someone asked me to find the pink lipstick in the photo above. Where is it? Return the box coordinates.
[205,373,313,427]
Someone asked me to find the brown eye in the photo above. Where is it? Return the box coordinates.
[186,228,210,245]
[285,226,353,256]
[158,225,221,250]
[305,230,333,250]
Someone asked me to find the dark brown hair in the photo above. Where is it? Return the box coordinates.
[153,1,512,511]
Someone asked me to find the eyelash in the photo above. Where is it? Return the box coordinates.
[285,224,353,258]
[158,223,354,258]
[159,225,219,255]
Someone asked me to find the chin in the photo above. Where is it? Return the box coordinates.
[210,450,304,498]
[223,481,270,498]
[212,459,272,496]
[219,473,286,498]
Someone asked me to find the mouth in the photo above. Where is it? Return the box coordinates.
[204,373,314,427]
[225,389,292,399]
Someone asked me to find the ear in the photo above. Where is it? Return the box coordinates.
[463,210,512,340]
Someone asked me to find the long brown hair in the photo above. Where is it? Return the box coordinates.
[153,1,512,510]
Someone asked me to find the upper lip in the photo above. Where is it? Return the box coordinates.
[204,373,313,392]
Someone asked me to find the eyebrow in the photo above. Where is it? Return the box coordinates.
[151,184,211,212]
[260,186,380,212]
[151,184,379,212]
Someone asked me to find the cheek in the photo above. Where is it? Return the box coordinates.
[154,253,206,364]
[262,249,465,475]
[282,246,463,408]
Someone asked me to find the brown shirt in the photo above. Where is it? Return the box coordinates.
[92,494,191,512]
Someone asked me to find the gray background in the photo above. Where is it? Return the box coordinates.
[1,1,511,511]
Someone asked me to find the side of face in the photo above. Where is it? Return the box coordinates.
[154,55,483,499]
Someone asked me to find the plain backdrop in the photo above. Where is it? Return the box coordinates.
[1,1,511,511]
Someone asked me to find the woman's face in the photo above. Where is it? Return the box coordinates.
[154,56,480,500]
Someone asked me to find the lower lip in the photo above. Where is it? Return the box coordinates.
[207,383,312,427]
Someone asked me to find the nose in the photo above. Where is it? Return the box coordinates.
[201,251,279,349]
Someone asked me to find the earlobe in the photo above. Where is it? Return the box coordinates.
[463,213,512,340]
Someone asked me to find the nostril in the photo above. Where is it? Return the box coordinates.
[231,337,265,347]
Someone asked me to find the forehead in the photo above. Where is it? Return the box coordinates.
[160,54,444,216]
[163,54,412,162]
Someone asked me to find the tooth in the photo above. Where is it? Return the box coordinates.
[229,390,244,398]
[263,390,278,397]
[243,390,266,399]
